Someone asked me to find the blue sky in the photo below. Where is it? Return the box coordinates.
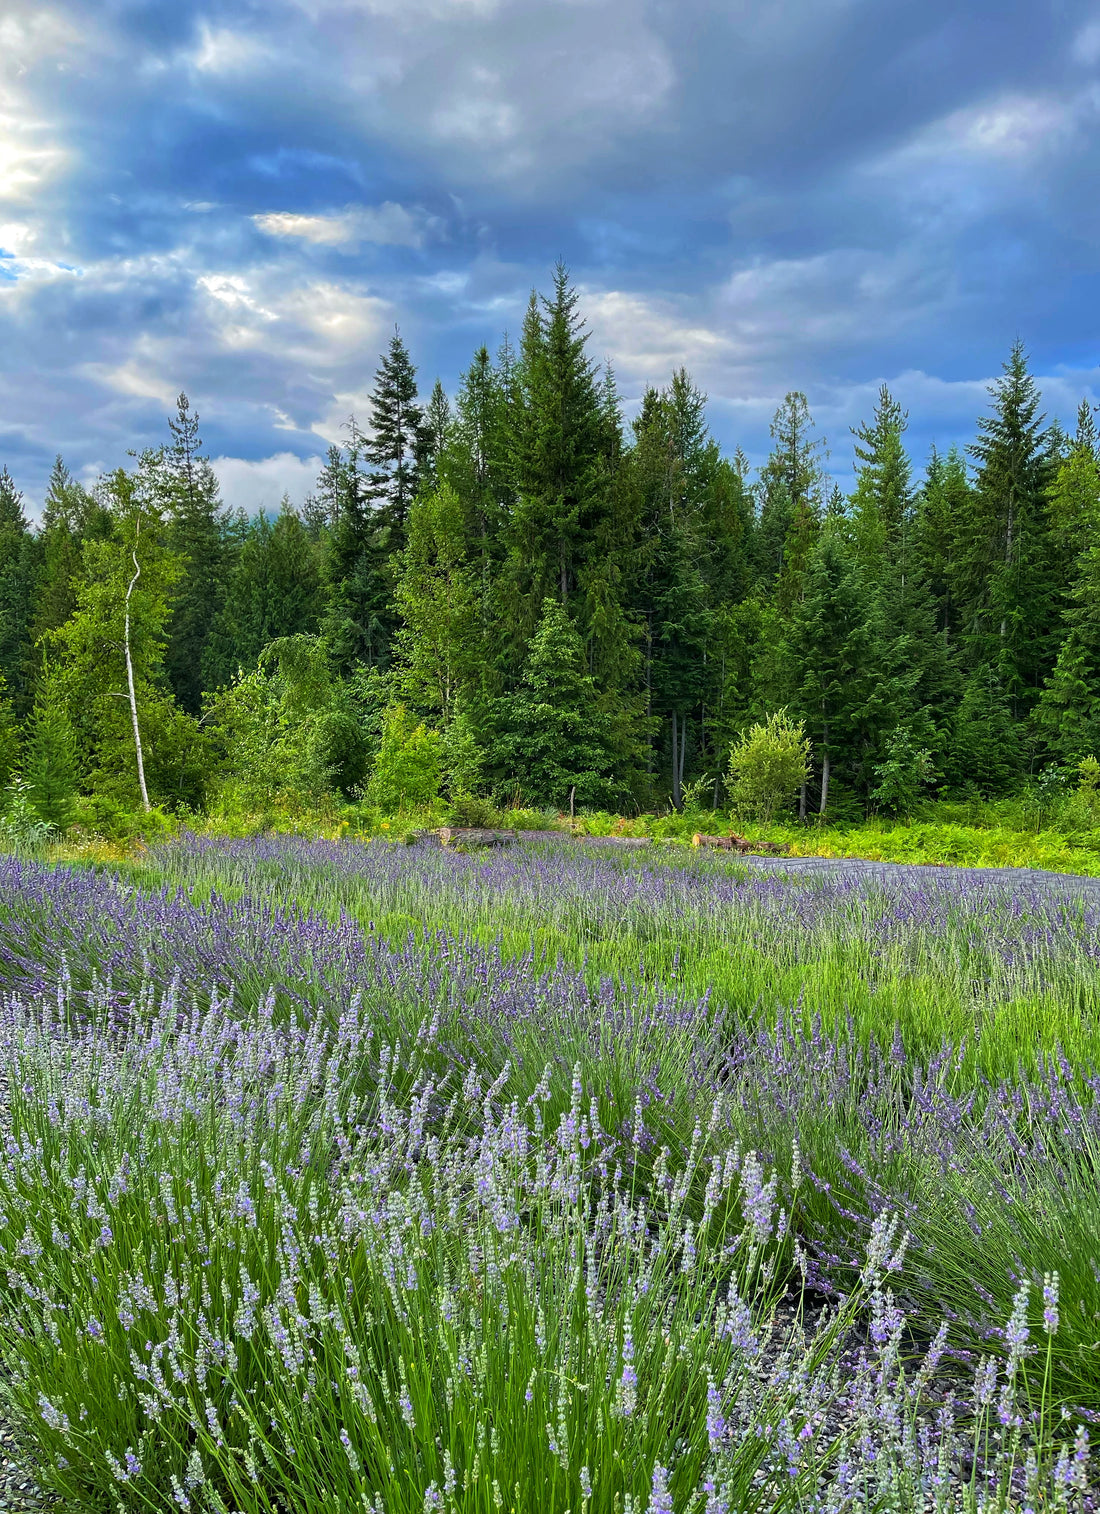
[2,0,1100,514]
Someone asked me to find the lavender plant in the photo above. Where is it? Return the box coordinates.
[0,840,1099,1506]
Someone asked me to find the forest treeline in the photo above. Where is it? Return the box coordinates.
[2,265,1099,828]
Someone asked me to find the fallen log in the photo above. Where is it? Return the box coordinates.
[437,827,517,848]
[692,832,788,856]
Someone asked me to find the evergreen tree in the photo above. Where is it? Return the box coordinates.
[365,330,425,548]
[915,446,971,645]
[320,424,393,674]
[850,385,911,570]
[157,395,232,713]
[0,675,18,792]
[204,502,322,687]
[0,467,39,712]
[947,665,1021,795]
[493,598,617,808]
[1034,540,1100,763]
[31,457,90,646]
[22,669,78,830]
[754,393,826,590]
[965,342,1057,710]
[782,525,892,813]
[421,379,453,483]
[504,266,608,631]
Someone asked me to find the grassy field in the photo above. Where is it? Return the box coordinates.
[0,834,1096,1510]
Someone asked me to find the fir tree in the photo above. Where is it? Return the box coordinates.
[0,675,18,792]
[22,669,78,831]
[965,342,1056,710]
[158,395,232,713]
[365,330,425,548]
[754,393,826,588]
[850,385,911,570]
[493,598,617,808]
[0,467,38,712]
[505,266,608,627]
[31,457,89,646]
[320,424,393,674]
[1034,540,1100,763]
[782,524,891,813]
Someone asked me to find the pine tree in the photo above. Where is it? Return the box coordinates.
[421,379,453,483]
[947,665,1021,795]
[320,424,393,674]
[493,598,617,809]
[915,446,971,645]
[203,502,323,687]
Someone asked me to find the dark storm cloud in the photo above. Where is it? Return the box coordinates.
[1,0,1099,511]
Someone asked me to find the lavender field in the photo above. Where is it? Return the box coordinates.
[0,838,1098,1510]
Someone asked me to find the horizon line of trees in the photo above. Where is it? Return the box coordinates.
[2,263,1100,827]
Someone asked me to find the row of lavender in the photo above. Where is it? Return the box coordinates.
[0,844,1096,1509]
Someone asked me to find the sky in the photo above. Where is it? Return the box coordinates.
[2,0,1100,515]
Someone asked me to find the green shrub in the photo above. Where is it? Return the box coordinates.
[727,710,811,825]
[871,726,937,818]
[368,705,444,812]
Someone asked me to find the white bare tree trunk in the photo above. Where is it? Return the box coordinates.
[124,530,151,814]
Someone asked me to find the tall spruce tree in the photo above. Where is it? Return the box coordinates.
[504,266,608,633]
[493,598,617,809]
[31,457,90,647]
[158,395,232,713]
[754,393,826,591]
[0,467,38,713]
[365,330,425,549]
[320,424,394,674]
[965,342,1056,711]
[782,524,893,813]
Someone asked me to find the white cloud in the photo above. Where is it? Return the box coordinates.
[253,202,431,249]
[188,23,273,76]
[196,269,392,363]
[211,452,324,514]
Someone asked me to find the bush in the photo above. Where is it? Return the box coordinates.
[727,711,811,825]
[367,705,444,812]
[871,727,937,818]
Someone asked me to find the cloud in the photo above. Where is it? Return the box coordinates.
[253,202,431,249]
[1,0,1100,512]
[211,451,324,513]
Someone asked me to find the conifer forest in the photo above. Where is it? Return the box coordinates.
[2,267,1098,834]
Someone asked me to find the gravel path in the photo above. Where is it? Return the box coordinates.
[738,852,1100,894]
